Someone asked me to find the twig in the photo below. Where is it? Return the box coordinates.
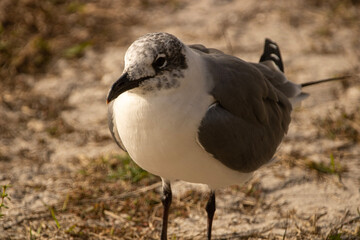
[334,215,360,230]
[88,231,116,240]
[2,181,163,229]
[104,210,124,220]
[214,220,287,239]
[326,210,360,237]
[283,214,289,240]
[2,211,50,229]
[80,181,162,203]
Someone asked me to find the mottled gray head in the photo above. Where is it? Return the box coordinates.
[107,33,188,103]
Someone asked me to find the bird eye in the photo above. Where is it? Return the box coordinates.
[154,56,167,69]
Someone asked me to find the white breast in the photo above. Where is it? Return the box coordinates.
[112,49,252,189]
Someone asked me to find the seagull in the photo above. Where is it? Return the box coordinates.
[106,32,348,240]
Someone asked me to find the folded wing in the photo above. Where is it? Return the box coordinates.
[193,45,293,173]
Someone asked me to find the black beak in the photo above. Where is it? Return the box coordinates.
[106,72,141,104]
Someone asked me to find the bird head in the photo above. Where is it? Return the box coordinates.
[107,32,188,103]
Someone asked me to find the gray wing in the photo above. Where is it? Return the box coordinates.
[251,61,302,98]
[193,46,292,173]
[253,61,309,105]
[189,44,225,55]
[108,101,127,152]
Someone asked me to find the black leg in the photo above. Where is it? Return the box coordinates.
[161,179,172,240]
[205,191,216,240]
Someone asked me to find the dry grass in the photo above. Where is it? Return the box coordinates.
[12,154,207,239]
[0,0,147,91]
[315,107,360,143]
[1,0,360,239]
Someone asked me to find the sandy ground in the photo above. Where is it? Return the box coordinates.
[1,0,360,239]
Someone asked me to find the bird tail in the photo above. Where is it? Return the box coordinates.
[259,38,284,73]
[259,38,352,105]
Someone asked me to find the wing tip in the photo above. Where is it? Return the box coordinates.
[260,38,284,73]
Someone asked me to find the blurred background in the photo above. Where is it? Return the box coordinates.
[0,0,359,239]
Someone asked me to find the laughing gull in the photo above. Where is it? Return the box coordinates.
[106,32,348,240]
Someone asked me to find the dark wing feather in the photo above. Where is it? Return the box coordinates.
[259,38,284,72]
[108,101,127,152]
[252,61,302,98]
[194,46,292,173]
[189,44,225,55]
